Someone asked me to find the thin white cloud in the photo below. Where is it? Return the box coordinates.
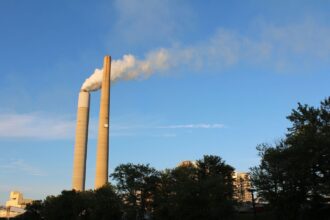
[158,123,225,129]
[0,112,104,140]
[0,159,45,176]
[0,113,75,139]
[0,112,222,139]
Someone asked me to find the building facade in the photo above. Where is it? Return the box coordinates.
[0,191,33,218]
[233,172,252,203]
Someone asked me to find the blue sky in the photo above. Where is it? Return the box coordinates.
[0,0,330,203]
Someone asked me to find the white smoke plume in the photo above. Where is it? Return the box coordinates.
[81,68,103,91]
[81,21,330,92]
[81,49,170,91]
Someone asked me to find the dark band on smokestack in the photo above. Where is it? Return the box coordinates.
[72,91,90,191]
[95,55,111,189]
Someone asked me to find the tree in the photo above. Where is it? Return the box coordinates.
[20,200,43,220]
[152,169,176,220]
[153,155,236,220]
[165,164,201,220]
[196,155,236,220]
[250,142,307,219]
[111,156,236,220]
[286,98,330,203]
[111,163,159,220]
[251,97,330,220]
[88,184,123,220]
[42,190,83,220]
[21,185,122,220]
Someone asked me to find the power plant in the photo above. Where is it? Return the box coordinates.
[72,56,111,191]
[71,51,169,191]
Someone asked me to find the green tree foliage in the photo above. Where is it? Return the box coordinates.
[17,200,43,220]
[196,155,235,219]
[110,156,236,220]
[111,163,159,220]
[89,185,123,220]
[286,98,330,200]
[250,97,330,220]
[21,155,235,220]
[22,184,122,220]
[152,155,235,220]
[153,164,200,220]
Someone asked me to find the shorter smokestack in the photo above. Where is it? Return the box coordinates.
[72,91,90,191]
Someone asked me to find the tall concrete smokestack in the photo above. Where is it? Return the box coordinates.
[72,91,90,191]
[95,56,111,189]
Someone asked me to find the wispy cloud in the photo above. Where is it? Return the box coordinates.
[158,123,225,129]
[0,112,225,139]
[109,123,224,137]
[0,113,76,139]
[0,159,45,176]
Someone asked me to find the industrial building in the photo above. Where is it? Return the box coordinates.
[72,56,111,191]
[0,191,33,218]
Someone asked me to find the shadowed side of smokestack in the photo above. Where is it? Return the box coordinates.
[95,56,111,189]
[72,91,90,191]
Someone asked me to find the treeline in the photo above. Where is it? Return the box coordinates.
[21,155,236,220]
[19,97,330,220]
[250,97,330,219]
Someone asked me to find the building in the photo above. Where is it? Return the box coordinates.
[177,160,197,168]
[233,172,252,203]
[0,191,33,218]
